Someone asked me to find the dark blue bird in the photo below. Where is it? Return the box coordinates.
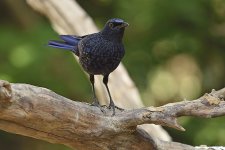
[48,18,129,115]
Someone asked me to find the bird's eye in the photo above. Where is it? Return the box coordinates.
[109,23,114,29]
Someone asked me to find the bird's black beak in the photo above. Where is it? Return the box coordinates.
[119,22,129,28]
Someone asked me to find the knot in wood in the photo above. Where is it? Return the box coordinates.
[0,80,12,102]
[218,95,224,101]
[202,94,220,106]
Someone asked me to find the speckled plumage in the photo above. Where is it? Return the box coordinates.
[78,33,125,75]
[48,18,128,115]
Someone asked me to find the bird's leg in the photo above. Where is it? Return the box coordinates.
[90,75,106,113]
[90,75,100,106]
[103,75,117,116]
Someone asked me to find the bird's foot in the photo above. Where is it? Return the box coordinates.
[108,102,125,116]
[91,99,106,114]
[108,103,115,116]
[91,100,100,107]
[115,105,124,111]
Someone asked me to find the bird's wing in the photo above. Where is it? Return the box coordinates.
[59,35,81,45]
[59,35,88,44]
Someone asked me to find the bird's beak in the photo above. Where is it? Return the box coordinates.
[120,22,129,28]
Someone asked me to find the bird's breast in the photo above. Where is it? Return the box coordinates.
[78,38,125,75]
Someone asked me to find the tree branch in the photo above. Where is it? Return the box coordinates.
[121,89,225,131]
[0,80,225,149]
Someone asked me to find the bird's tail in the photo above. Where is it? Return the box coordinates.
[48,35,81,56]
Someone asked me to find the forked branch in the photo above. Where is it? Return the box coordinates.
[0,80,225,149]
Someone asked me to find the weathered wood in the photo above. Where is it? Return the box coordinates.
[0,80,225,149]
[0,80,155,150]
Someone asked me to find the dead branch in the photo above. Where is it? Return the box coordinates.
[0,80,225,149]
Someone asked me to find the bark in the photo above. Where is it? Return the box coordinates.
[0,80,225,149]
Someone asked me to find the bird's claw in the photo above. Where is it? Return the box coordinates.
[91,101,100,107]
[107,102,115,116]
[108,103,124,111]
[108,103,124,116]
[115,105,124,111]
[91,100,106,114]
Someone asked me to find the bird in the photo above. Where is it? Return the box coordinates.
[48,18,129,116]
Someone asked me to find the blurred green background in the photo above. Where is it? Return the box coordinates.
[0,0,225,149]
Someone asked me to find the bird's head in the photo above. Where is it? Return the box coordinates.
[106,18,129,30]
[102,18,129,41]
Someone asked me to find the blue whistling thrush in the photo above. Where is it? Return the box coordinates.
[48,18,129,116]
